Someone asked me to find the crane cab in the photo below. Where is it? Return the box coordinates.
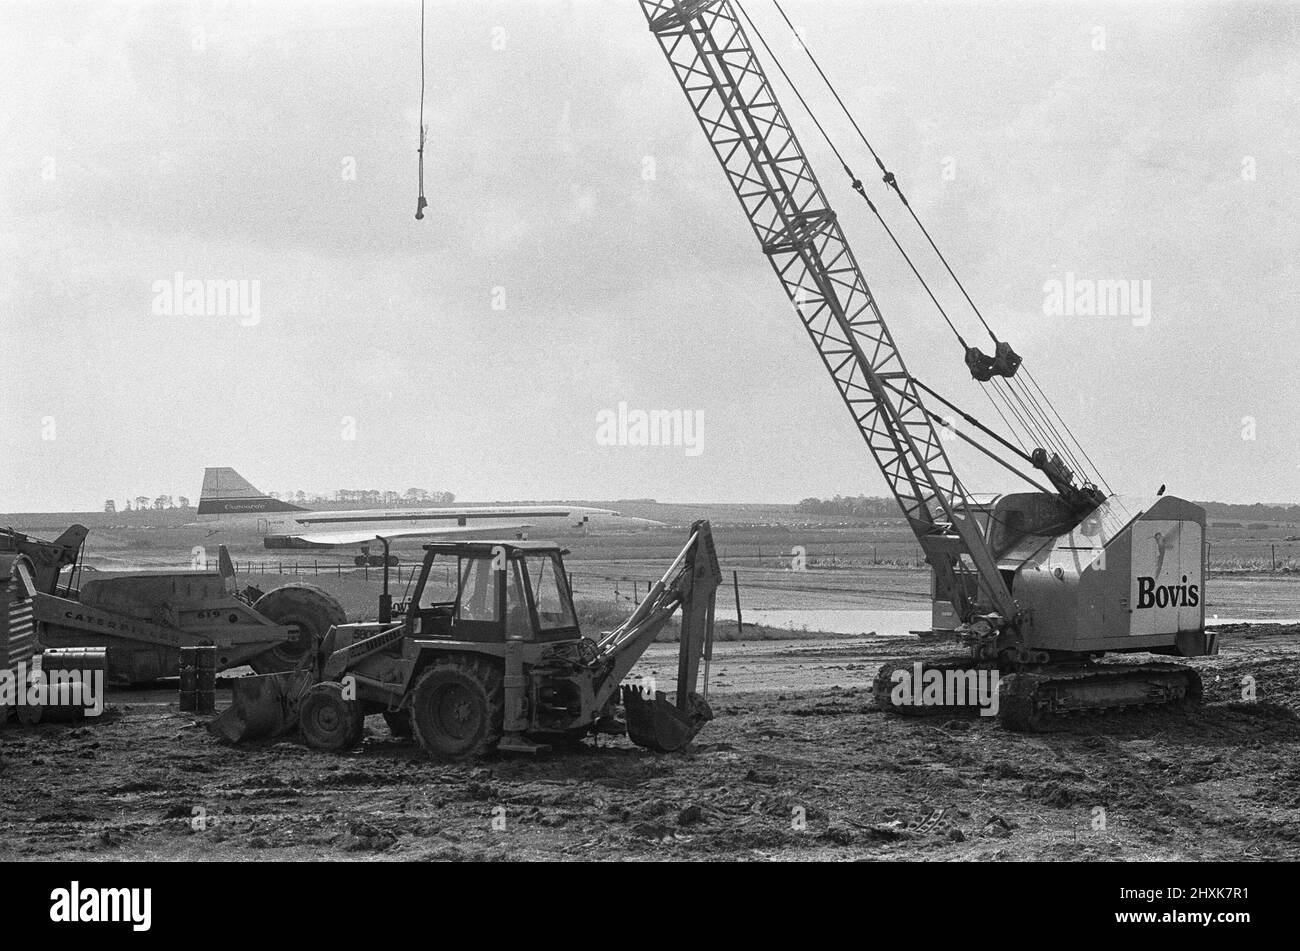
[930,492,1212,658]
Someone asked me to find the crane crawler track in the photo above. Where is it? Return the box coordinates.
[873,656,999,719]
[875,657,1203,731]
[999,662,1203,732]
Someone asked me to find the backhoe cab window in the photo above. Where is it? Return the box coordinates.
[528,553,576,631]
[417,559,458,609]
[456,556,498,622]
[505,559,531,637]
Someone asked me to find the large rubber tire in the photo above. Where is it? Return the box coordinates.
[299,682,364,751]
[410,657,504,761]
[249,584,346,674]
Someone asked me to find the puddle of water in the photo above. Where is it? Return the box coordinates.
[714,609,1299,637]
[1208,617,1299,626]
[715,607,930,636]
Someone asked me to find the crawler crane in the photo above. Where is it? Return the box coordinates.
[639,0,1213,728]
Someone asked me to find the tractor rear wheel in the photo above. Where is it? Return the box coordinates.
[249,584,346,674]
[299,682,363,751]
[410,657,504,761]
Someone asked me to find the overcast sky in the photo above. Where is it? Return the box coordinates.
[2,0,1297,511]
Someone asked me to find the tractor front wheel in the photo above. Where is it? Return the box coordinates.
[410,658,504,761]
[299,682,363,751]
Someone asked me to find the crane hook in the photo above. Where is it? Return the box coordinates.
[415,125,428,221]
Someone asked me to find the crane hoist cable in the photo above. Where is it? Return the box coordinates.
[749,1,1110,494]
[1004,373,1094,490]
[998,374,1088,488]
[415,0,428,221]
[1026,369,1112,494]
[769,0,1017,388]
[985,390,1030,456]
[912,380,1055,495]
[736,3,972,350]
[993,378,1064,470]
[740,5,1096,499]
[770,0,1110,492]
[985,382,1030,455]
[766,0,1020,386]
[769,0,1001,347]
[739,10,1042,435]
[739,2,1013,382]
[1000,369,1086,481]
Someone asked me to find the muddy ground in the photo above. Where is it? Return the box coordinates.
[2,622,1298,861]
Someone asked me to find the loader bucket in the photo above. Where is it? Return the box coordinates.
[622,686,713,753]
[209,670,314,743]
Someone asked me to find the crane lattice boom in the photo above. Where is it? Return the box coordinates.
[639,0,1015,622]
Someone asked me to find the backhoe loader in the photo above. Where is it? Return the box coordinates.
[211,520,720,759]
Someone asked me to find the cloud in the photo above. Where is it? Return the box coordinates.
[1,0,1296,509]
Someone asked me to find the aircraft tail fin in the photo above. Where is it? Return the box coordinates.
[52,524,90,555]
[198,467,307,516]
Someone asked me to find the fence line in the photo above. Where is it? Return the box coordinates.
[217,549,1296,624]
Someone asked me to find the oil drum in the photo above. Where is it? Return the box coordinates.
[178,646,199,712]
[32,648,108,723]
[193,645,216,713]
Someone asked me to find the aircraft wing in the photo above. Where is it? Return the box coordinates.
[264,523,533,550]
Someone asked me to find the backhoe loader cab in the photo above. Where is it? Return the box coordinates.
[405,541,579,645]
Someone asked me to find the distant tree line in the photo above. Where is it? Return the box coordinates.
[267,488,456,507]
[105,496,192,513]
[1198,501,1300,523]
[796,495,896,518]
[795,496,1299,524]
[103,487,455,514]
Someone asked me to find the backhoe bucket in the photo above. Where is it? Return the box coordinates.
[622,686,713,752]
[209,670,314,743]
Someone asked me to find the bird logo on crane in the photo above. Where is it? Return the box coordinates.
[1150,526,1181,579]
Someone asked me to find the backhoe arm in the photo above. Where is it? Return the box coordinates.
[592,519,720,751]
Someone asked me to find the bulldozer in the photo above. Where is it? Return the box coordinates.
[2,525,347,684]
[211,520,720,759]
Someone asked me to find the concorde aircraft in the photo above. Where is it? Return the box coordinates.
[196,467,659,564]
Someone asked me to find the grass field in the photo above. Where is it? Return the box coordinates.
[6,500,1296,575]
[6,501,1297,632]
